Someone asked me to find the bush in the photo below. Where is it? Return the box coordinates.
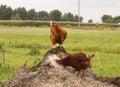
[0,20,120,28]
[29,47,41,55]
[29,44,41,55]
[0,64,15,83]
[65,24,72,28]
[0,20,50,27]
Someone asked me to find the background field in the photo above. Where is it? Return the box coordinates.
[0,25,120,83]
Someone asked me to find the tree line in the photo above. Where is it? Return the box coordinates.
[0,5,120,24]
[0,5,83,22]
[102,15,120,24]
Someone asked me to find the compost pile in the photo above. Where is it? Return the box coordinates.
[0,46,120,87]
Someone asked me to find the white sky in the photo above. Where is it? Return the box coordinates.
[0,0,120,22]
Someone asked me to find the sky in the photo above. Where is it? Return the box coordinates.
[0,0,120,22]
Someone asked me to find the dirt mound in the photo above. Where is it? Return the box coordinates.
[0,46,119,87]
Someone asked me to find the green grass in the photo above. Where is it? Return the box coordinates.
[0,26,120,83]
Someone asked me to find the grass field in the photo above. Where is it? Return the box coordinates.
[0,26,120,83]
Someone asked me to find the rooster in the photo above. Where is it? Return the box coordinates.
[50,21,67,48]
[56,52,94,76]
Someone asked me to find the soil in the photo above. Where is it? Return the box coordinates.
[0,46,120,87]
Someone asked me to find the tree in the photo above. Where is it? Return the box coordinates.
[11,13,21,20]
[101,15,113,23]
[38,11,49,20]
[73,14,83,22]
[0,4,86,21]
[67,12,74,21]
[27,9,38,20]
[0,5,12,20]
[88,19,93,23]
[74,15,78,22]
[14,7,27,20]
[61,13,83,22]
[79,16,83,22]
[61,13,68,21]
[76,16,83,23]
[113,16,120,24]
[49,9,62,21]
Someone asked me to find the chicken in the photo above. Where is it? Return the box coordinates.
[56,52,94,76]
[50,21,67,48]
[16,60,27,74]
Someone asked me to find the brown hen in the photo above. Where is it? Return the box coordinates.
[56,52,94,76]
[50,21,67,47]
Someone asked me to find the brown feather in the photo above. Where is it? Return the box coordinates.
[50,21,67,46]
[56,52,94,73]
